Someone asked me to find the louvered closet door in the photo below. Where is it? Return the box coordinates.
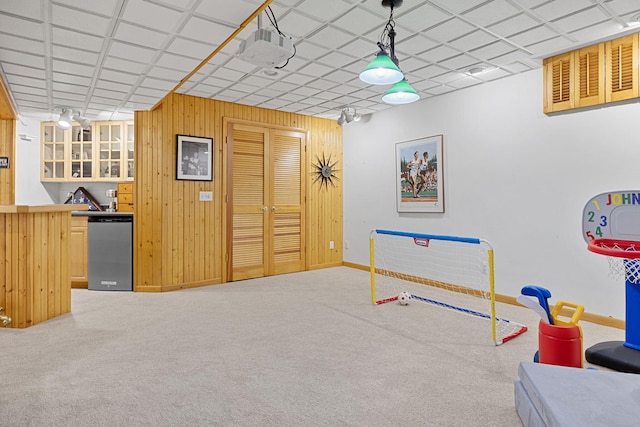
[230,124,269,280]
[228,123,306,281]
[606,34,639,103]
[270,129,306,275]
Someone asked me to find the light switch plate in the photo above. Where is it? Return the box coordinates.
[199,191,213,201]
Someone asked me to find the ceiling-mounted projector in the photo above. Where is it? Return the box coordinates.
[237,29,294,68]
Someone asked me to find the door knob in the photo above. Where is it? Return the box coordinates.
[272,206,278,211]
[262,206,268,211]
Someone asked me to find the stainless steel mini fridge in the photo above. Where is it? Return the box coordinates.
[87,214,133,291]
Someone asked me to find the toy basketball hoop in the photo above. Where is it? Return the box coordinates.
[588,238,640,284]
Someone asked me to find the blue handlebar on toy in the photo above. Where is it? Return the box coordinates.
[521,285,554,324]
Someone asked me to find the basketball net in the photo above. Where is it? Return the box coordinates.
[590,240,640,284]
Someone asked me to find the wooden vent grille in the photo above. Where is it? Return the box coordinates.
[611,43,634,93]
[552,59,571,103]
[579,51,599,98]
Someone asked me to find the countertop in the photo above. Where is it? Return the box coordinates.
[72,210,133,217]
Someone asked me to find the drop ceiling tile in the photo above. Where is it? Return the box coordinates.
[0,15,44,39]
[275,10,324,38]
[294,40,331,61]
[532,0,594,21]
[526,35,573,57]
[338,38,380,58]
[195,0,258,24]
[332,7,384,36]
[425,18,476,43]
[400,57,430,73]
[52,45,100,65]
[470,41,517,61]
[139,77,176,91]
[52,27,105,52]
[607,0,640,15]
[509,25,558,47]
[9,84,47,97]
[294,0,355,22]
[92,88,128,100]
[279,93,306,103]
[128,93,159,104]
[100,69,140,85]
[322,68,355,84]
[224,57,258,73]
[146,66,188,81]
[447,75,483,89]
[114,22,168,50]
[53,72,93,87]
[449,30,500,52]
[296,62,335,77]
[427,84,457,95]
[570,20,625,43]
[51,4,111,36]
[487,13,542,38]
[55,0,121,16]
[320,51,358,69]
[476,67,513,81]
[501,61,536,73]
[0,33,45,56]
[411,64,449,79]
[2,64,45,79]
[0,49,45,69]
[102,57,148,74]
[279,72,316,86]
[291,86,321,97]
[551,6,609,33]
[166,37,217,60]
[304,79,340,91]
[462,0,521,27]
[305,26,357,50]
[419,45,463,63]
[108,41,157,63]
[397,34,440,55]
[95,79,133,93]
[53,91,87,102]
[180,16,235,42]
[211,66,246,82]
[490,48,534,65]
[0,1,44,20]
[122,0,184,31]
[395,3,453,32]
[154,53,201,72]
[7,75,47,89]
[429,0,490,14]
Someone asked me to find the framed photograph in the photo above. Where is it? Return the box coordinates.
[176,134,213,181]
[396,135,444,213]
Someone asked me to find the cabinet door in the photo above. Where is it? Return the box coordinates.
[41,123,67,181]
[543,52,574,113]
[575,44,604,108]
[70,124,94,179]
[97,122,123,180]
[70,216,88,287]
[606,34,639,103]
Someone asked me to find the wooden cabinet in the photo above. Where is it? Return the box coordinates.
[605,33,639,103]
[543,32,640,113]
[41,120,134,182]
[117,182,134,212]
[70,215,88,288]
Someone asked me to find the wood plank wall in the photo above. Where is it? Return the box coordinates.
[0,118,16,204]
[134,93,343,292]
[0,209,72,328]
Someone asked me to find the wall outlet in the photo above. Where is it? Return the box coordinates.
[344,240,349,249]
[329,240,334,249]
[199,191,213,201]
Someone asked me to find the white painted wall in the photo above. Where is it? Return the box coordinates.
[343,69,640,319]
[15,116,117,206]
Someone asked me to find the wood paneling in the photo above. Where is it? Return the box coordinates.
[134,94,342,292]
[0,118,16,204]
[0,205,81,328]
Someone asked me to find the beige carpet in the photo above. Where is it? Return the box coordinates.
[0,267,624,426]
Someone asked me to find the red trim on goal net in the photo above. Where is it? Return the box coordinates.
[587,239,640,259]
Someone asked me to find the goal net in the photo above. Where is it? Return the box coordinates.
[370,229,527,345]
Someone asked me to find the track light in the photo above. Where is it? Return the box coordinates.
[57,109,73,130]
[72,111,91,129]
[337,106,361,126]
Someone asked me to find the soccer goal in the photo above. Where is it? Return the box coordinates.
[370,229,527,345]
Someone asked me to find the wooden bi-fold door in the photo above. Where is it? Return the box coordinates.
[227,122,306,281]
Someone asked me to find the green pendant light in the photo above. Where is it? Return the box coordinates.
[359,51,403,85]
[382,79,420,104]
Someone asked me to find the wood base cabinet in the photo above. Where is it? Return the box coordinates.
[70,215,88,288]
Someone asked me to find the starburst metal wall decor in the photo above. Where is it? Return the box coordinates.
[311,153,340,190]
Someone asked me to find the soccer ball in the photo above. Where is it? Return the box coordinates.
[398,291,412,305]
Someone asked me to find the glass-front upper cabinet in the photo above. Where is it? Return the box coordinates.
[71,125,93,179]
[41,120,134,182]
[125,121,134,180]
[41,123,67,181]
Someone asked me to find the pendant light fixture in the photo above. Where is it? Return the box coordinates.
[359,0,420,105]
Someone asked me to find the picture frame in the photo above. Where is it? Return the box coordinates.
[396,135,444,213]
[176,134,213,181]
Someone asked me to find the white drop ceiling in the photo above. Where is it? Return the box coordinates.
[1,0,639,122]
